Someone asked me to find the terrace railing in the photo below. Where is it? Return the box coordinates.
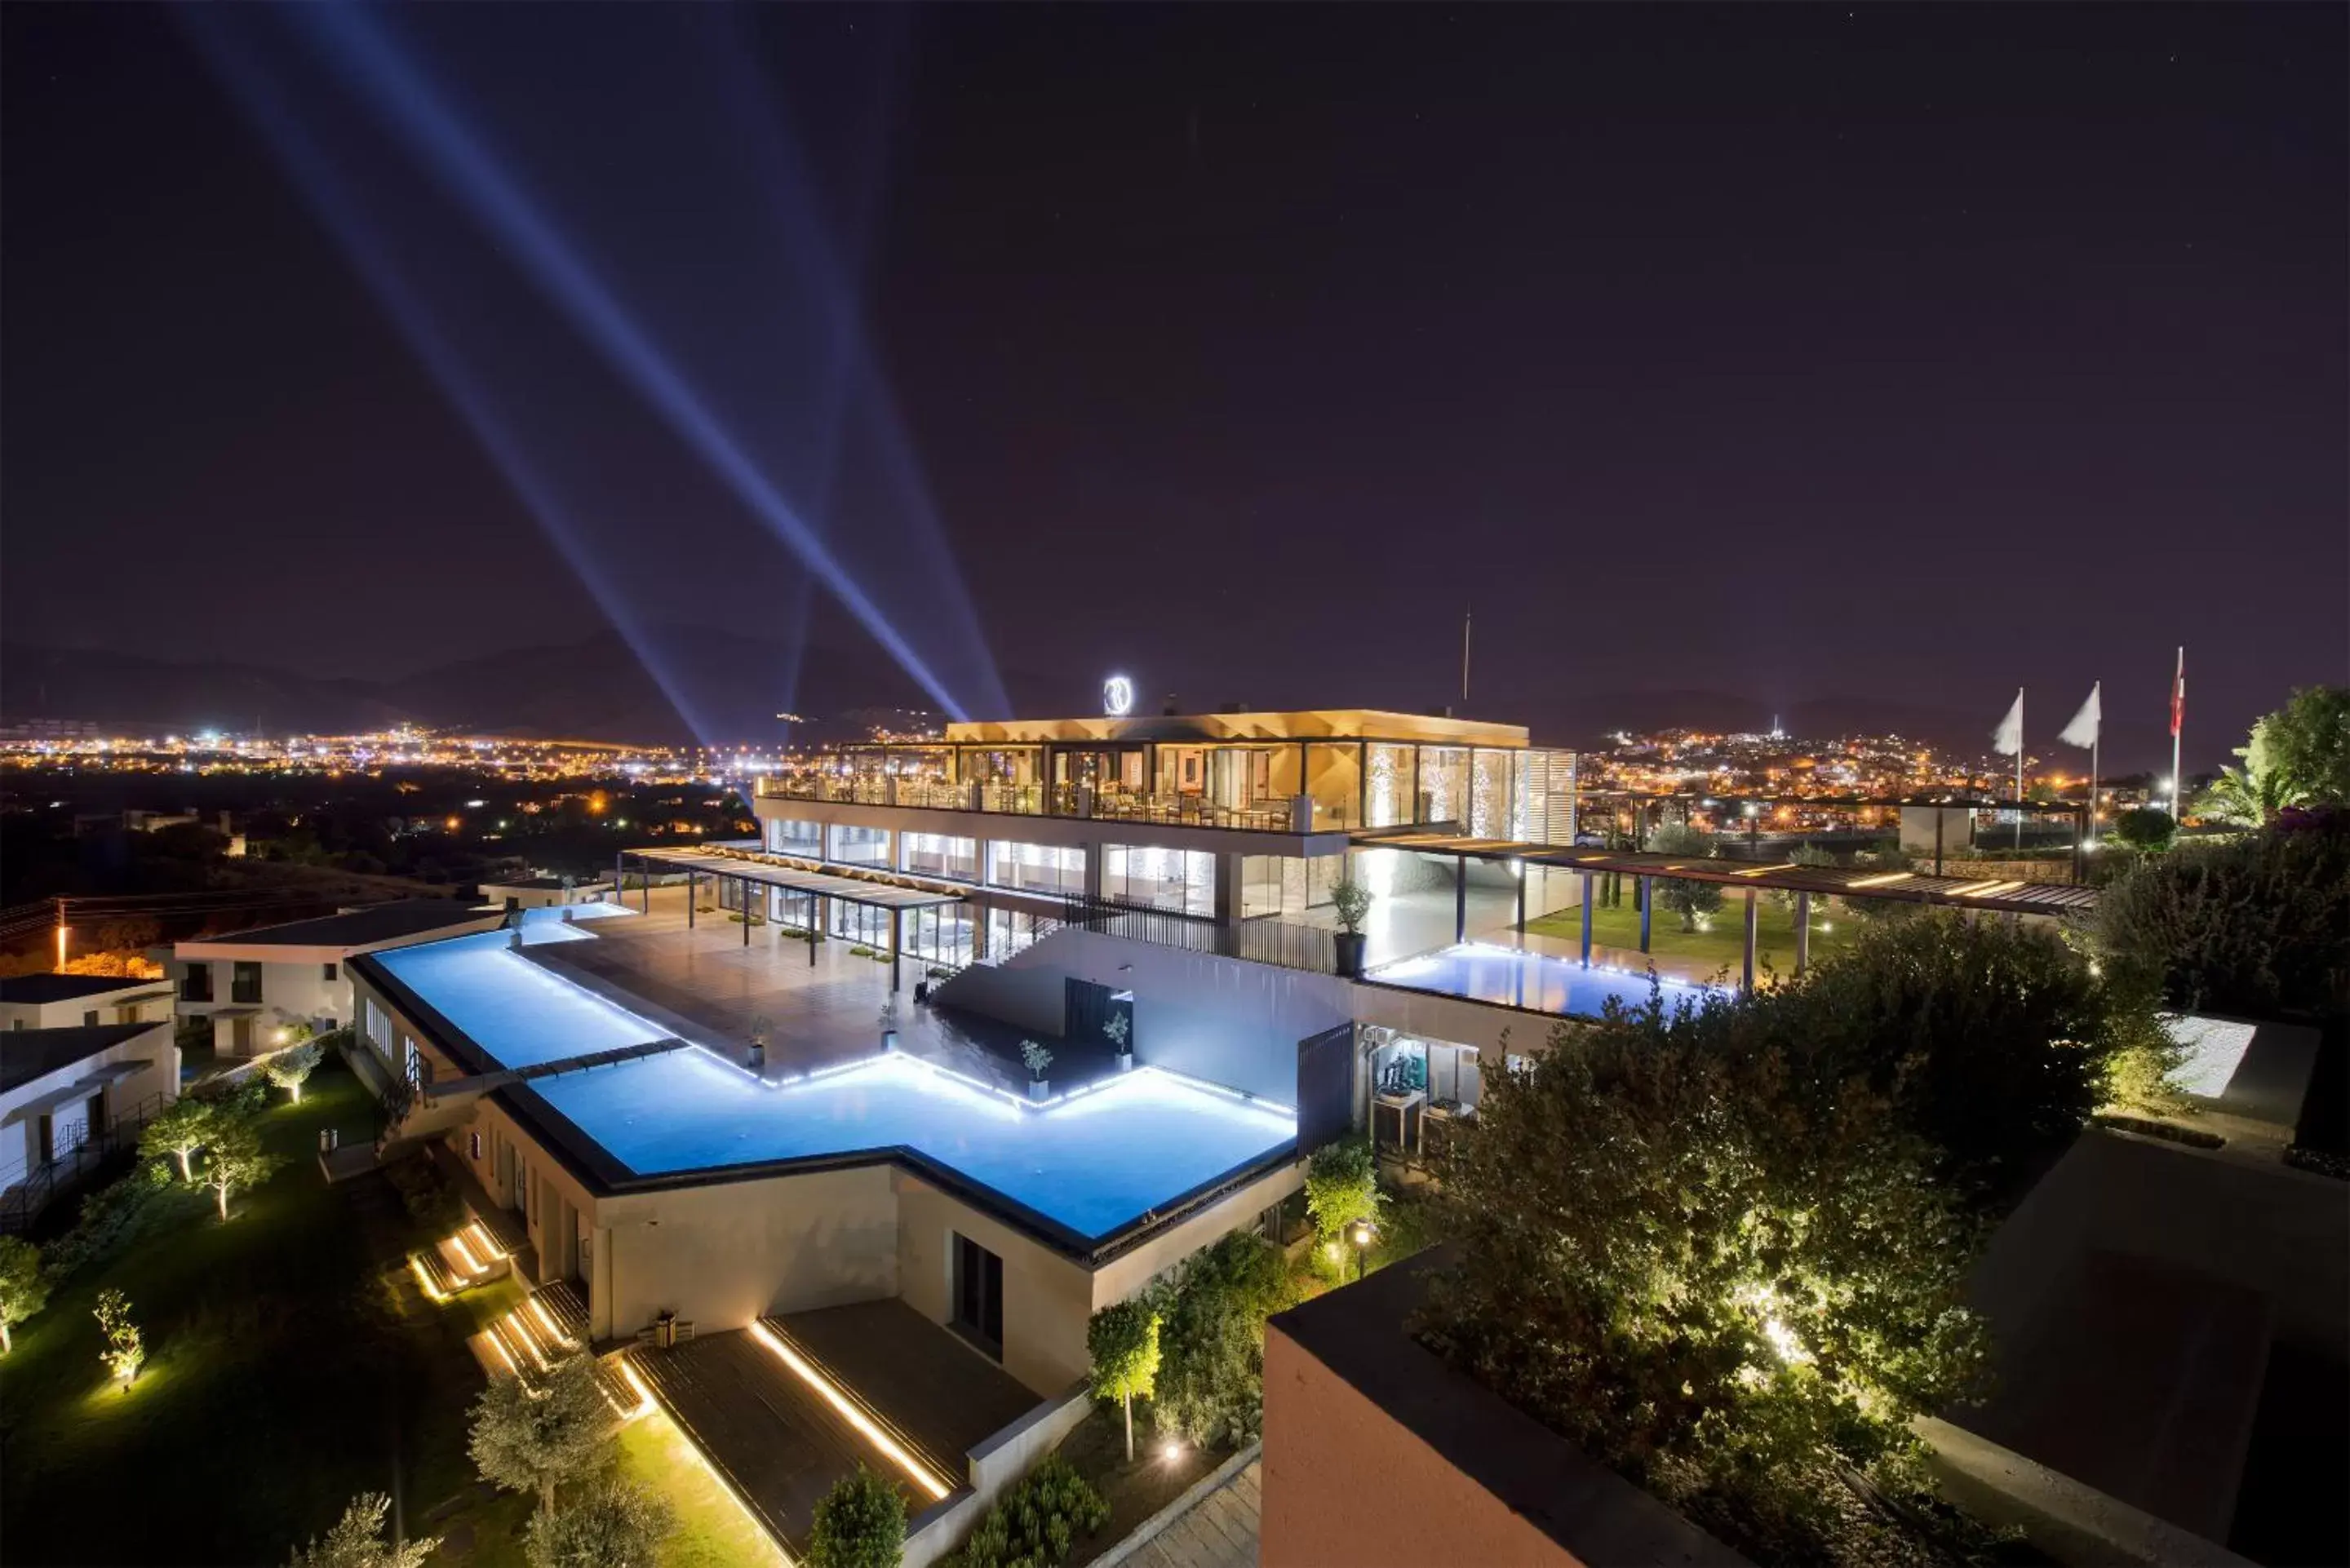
[755,773,1346,834]
[0,1091,170,1234]
[1072,897,1341,977]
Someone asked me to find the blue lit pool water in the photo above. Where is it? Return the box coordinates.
[1368,941,1727,1019]
[372,926,1297,1240]
[534,1052,1295,1241]
[374,928,667,1070]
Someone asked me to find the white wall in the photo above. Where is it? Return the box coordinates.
[0,985,173,1031]
[896,1172,1097,1396]
[0,1021,180,1189]
[594,1167,901,1342]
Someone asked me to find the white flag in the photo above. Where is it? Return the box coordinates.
[2059,683,2101,749]
[1991,689,2024,757]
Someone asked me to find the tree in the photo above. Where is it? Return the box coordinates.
[2096,820,2350,1020]
[1328,877,1372,934]
[468,1355,612,1520]
[287,1493,440,1568]
[140,1097,219,1183]
[1302,1137,1381,1248]
[1087,1299,1162,1461]
[202,1114,282,1221]
[2262,685,2350,809]
[1647,822,1723,931]
[264,1040,326,1104]
[1757,910,2150,1203]
[1425,1013,1989,1566]
[0,1235,49,1353]
[525,1479,673,1568]
[1153,1232,1292,1447]
[93,1287,144,1384]
[805,1468,906,1568]
[2108,807,2176,853]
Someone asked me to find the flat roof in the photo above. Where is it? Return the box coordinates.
[2,1022,160,1095]
[179,898,491,951]
[626,847,964,911]
[0,973,161,1005]
[1355,831,2101,918]
[941,708,1535,748]
[483,875,611,891]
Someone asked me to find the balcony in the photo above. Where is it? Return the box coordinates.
[755,774,1354,833]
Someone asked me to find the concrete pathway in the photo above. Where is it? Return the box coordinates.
[1111,1451,1261,1568]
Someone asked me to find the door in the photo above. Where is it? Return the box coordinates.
[232,1017,254,1056]
[35,1115,54,1167]
[950,1232,1004,1358]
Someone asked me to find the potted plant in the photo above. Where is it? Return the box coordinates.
[747,1013,771,1071]
[1021,1040,1053,1101]
[1329,876,1372,976]
[1103,1011,1133,1072]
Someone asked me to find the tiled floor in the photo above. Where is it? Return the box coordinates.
[527,887,1110,1094]
[1119,1453,1261,1568]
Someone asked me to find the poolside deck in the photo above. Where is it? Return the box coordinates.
[627,1300,1042,1556]
[524,891,1119,1095]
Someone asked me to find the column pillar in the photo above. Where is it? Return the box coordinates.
[1795,891,1811,975]
[742,876,751,946]
[1580,872,1594,966]
[687,873,695,928]
[1741,888,1758,992]
[809,894,818,968]
[889,909,902,994]
[1514,863,1527,934]
[1454,856,1467,942]
[1214,853,1244,926]
[1639,876,1652,953]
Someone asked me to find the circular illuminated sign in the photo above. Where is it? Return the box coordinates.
[1102,675,1135,717]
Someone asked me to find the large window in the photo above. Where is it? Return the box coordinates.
[900,832,978,883]
[1103,845,1214,915]
[767,817,822,855]
[231,961,264,1006]
[983,908,1062,962]
[826,823,892,868]
[987,840,1086,896]
[951,1232,1004,1358]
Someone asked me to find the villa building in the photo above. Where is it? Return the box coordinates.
[171,898,500,1057]
[0,972,175,1032]
[1,1019,179,1225]
[331,702,2112,1562]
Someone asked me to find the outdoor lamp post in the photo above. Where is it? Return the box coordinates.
[1351,1220,1375,1282]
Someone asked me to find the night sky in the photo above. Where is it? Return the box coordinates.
[3,5,2343,762]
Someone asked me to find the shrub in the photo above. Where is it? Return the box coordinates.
[942,1455,1106,1568]
[288,1491,441,1568]
[2108,807,2175,853]
[806,1468,907,1568]
[1153,1232,1292,1447]
[525,1478,673,1568]
[1302,1138,1381,1245]
[1750,910,2155,1203]
[0,1235,49,1353]
[1424,1014,1989,1567]
[93,1287,145,1384]
[2095,822,2350,1020]
[1328,878,1372,934]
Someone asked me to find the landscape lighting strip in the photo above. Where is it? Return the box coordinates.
[746,1321,952,1500]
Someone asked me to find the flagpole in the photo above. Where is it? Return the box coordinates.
[2170,646,2185,822]
[2089,732,2099,846]
[2015,691,2025,852]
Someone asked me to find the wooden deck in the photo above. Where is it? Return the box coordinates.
[628,1328,888,1553]
[627,1301,1046,1557]
[765,1299,1042,1484]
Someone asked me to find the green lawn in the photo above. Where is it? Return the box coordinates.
[0,1061,503,1566]
[0,1058,791,1568]
[1525,890,1858,984]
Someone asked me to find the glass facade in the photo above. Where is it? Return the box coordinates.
[984,907,1062,961]
[1103,845,1214,915]
[987,840,1087,895]
[900,832,978,882]
[826,823,892,867]
[766,817,822,855]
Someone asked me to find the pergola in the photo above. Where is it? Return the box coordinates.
[618,845,964,993]
[1351,830,2101,990]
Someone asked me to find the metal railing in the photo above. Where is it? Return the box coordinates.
[1071,897,1342,977]
[0,1091,171,1234]
[754,773,1351,833]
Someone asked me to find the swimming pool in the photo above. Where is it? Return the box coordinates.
[368,926,1297,1242]
[373,928,668,1070]
[531,1050,1296,1242]
[1367,941,1727,1019]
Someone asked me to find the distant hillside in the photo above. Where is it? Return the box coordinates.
[3,628,996,746]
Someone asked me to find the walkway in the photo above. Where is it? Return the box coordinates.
[1113,1452,1260,1568]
